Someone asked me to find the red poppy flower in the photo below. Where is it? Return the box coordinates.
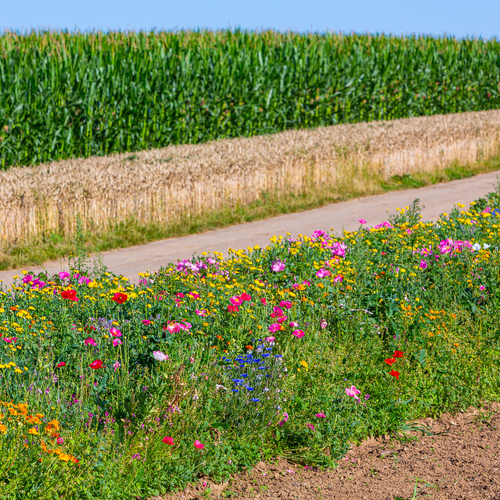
[89,360,103,369]
[162,436,174,445]
[384,357,396,365]
[393,350,404,358]
[56,362,66,368]
[228,305,239,313]
[112,292,128,304]
[61,289,78,301]
[389,370,400,379]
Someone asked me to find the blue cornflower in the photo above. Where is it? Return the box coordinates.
[251,398,260,402]
[262,353,270,358]
[275,355,283,358]
[232,389,239,393]
[247,387,254,391]
[258,366,266,370]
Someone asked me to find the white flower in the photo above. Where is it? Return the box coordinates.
[215,384,227,391]
[153,351,168,362]
[483,243,491,249]
[472,243,481,251]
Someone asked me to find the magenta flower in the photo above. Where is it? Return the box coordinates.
[271,260,286,272]
[58,271,70,280]
[345,385,361,400]
[264,336,275,342]
[358,219,367,224]
[306,423,315,431]
[333,275,343,283]
[269,323,281,333]
[230,295,243,306]
[479,285,486,291]
[292,330,305,338]
[194,440,205,449]
[320,320,327,329]
[316,268,331,278]
[84,338,97,346]
[114,360,121,371]
[419,260,428,269]
[142,319,151,325]
[279,300,292,309]
[289,321,299,327]
[112,338,122,347]
[278,412,289,426]
[110,327,122,337]
[196,309,207,316]
[316,413,326,418]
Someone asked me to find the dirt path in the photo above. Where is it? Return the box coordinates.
[1,171,499,287]
[166,404,500,500]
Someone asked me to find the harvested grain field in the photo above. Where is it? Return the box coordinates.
[2,110,500,248]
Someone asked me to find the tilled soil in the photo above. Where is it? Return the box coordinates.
[164,403,500,500]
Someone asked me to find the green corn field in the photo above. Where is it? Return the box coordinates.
[1,30,500,170]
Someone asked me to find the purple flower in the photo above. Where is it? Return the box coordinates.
[271,260,286,272]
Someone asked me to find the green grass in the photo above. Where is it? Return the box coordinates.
[1,30,500,169]
[2,156,500,272]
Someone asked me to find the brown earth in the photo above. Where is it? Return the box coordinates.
[161,403,500,500]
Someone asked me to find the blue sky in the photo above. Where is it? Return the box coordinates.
[2,0,500,39]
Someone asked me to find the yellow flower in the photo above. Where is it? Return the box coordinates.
[300,360,309,369]
[28,427,39,435]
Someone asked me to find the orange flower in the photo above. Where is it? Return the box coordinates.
[28,427,39,435]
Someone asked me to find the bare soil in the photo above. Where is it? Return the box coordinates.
[164,403,500,500]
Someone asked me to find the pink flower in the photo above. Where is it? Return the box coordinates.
[56,437,64,445]
[162,436,174,445]
[269,323,281,333]
[241,292,252,301]
[84,338,97,346]
[306,423,315,431]
[289,321,299,327]
[142,320,151,325]
[292,330,305,338]
[333,275,343,283]
[277,316,287,324]
[316,268,331,278]
[58,271,70,280]
[316,413,326,418]
[260,297,267,305]
[278,412,289,426]
[196,309,207,316]
[271,260,286,272]
[345,385,361,400]
[358,219,367,224]
[479,285,486,291]
[279,300,292,309]
[320,320,327,329]
[110,327,122,337]
[189,292,200,299]
[419,260,428,269]
[56,362,66,368]
[112,338,122,346]
[271,307,285,318]
[230,295,243,306]
[264,336,275,342]
[194,440,205,449]
[164,322,182,333]
[114,360,121,371]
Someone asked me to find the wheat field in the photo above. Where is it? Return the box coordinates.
[2,109,500,248]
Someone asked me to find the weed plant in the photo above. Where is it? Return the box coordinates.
[1,191,500,498]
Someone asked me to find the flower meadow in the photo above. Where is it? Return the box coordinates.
[2,192,500,498]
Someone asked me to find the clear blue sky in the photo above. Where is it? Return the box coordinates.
[2,0,499,39]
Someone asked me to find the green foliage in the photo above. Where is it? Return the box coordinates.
[1,30,500,168]
[1,190,500,498]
